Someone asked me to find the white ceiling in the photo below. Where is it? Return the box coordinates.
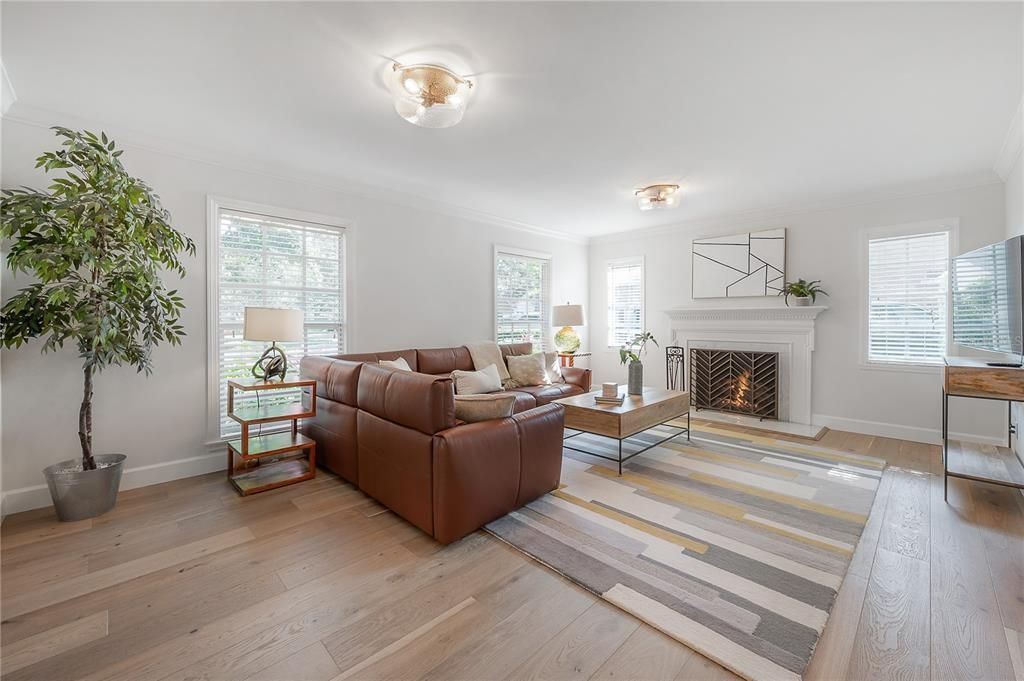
[3,2,1021,238]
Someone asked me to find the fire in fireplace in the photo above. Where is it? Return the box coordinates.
[689,349,779,420]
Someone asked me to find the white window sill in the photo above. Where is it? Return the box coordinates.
[859,360,943,375]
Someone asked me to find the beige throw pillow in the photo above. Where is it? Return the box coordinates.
[379,357,412,371]
[453,394,516,423]
[542,351,564,384]
[451,363,503,395]
[507,353,548,387]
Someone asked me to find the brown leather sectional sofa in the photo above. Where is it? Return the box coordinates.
[299,342,592,543]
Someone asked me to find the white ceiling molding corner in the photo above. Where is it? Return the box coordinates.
[4,103,587,245]
[590,171,1003,245]
[0,62,16,117]
[994,95,1023,181]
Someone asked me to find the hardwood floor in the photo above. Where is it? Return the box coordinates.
[2,424,1022,681]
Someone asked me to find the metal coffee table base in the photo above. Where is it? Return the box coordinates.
[561,412,691,475]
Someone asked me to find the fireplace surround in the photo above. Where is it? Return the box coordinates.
[690,348,779,420]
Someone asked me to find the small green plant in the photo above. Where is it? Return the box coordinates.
[0,127,195,470]
[780,279,829,305]
[619,331,658,364]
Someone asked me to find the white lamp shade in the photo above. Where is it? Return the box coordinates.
[243,307,304,342]
[552,304,585,327]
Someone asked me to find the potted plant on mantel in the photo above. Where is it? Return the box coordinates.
[619,331,658,396]
[780,279,829,307]
[0,127,195,521]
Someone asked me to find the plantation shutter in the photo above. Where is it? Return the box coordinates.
[495,250,551,350]
[867,231,949,364]
[607,258,644,347]
[216,208,346,437]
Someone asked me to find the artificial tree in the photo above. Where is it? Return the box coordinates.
[0,127,195,471]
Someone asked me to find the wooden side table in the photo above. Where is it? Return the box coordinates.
[226,378,317,496]
[558,352,591,368]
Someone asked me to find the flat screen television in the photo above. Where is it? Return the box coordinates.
[951,235,1024,362]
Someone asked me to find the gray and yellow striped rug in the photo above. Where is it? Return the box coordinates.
[486,423,885,681]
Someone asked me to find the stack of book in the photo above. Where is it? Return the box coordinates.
[595,383,624,405]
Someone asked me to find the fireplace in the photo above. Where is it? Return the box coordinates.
[689,349,779,420]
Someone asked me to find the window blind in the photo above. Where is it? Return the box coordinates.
[867,231,949,364]
[607,258,643,347]
[216,208,346,437]
[495,250,551,350]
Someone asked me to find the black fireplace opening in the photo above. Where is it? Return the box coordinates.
[689,349,779,420]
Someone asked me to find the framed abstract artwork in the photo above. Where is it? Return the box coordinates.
[691,228,786,298]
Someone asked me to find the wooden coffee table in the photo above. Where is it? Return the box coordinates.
[554,387,690,474]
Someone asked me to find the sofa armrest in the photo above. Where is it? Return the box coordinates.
[431,403,564,544]
[562,366,592,392]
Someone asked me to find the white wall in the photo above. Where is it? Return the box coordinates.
[589,183,1009,445]
[0,117,589,513]
[1005,151,1023,454]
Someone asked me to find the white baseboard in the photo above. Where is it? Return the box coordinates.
[1,449,225,516]
[812,413,1008,447]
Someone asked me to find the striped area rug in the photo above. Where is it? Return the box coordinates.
[485,422,885,681]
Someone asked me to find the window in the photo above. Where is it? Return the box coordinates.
[607,257,644,347]
[865,223,954,366]
[209,199,347,438]
[494,247,551,350]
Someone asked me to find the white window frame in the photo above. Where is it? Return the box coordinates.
[859,218,959,373]
[606,256,645,348]
[205,196,354,443]
[493,245,553,351]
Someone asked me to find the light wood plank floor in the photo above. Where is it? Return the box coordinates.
[2,423,1022,681]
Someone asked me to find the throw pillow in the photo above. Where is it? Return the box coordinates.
[453,394,516,423]
[379,357,412,371]
[507,353,547,387]
[451,363,503,395]
[542,351,564,384]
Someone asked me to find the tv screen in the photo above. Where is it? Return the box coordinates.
[951,235,1024,356]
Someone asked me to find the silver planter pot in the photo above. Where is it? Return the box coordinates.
[43,454,126,522]
[628,360,644,395]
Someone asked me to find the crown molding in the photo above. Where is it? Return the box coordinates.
[0,62,16,117]
[3,102,588,245]
[994,95,1023,181]
[591,171,1003,244]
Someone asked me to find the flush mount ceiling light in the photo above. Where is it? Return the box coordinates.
[386,62,473,129]
[635,184,681,211]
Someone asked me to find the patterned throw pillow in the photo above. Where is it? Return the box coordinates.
[453,394,517,423]
[506,353,548,387]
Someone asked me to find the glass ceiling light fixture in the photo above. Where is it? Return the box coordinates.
[387,62,474,129]
[635,184,681,211]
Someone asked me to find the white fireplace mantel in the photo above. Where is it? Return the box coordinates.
[664,305,828,425]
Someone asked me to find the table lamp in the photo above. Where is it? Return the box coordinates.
[552,303,585,354]
[243,307,303,381]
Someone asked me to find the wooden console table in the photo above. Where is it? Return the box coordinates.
[226,378,317,496]
[942,356,1024,500]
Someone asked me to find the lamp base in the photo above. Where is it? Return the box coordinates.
[252,342,289,382]
[554,326,581,354]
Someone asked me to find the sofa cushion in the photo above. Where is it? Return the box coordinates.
[487,390,536,413]
[509,383,584,405]
[333,350,418,371]
[379,357,412,371]
[357,363,455,435]
[453,394,516,423]
[417,346,474,375]
[300,356,362,406]
[499,342,534,360]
